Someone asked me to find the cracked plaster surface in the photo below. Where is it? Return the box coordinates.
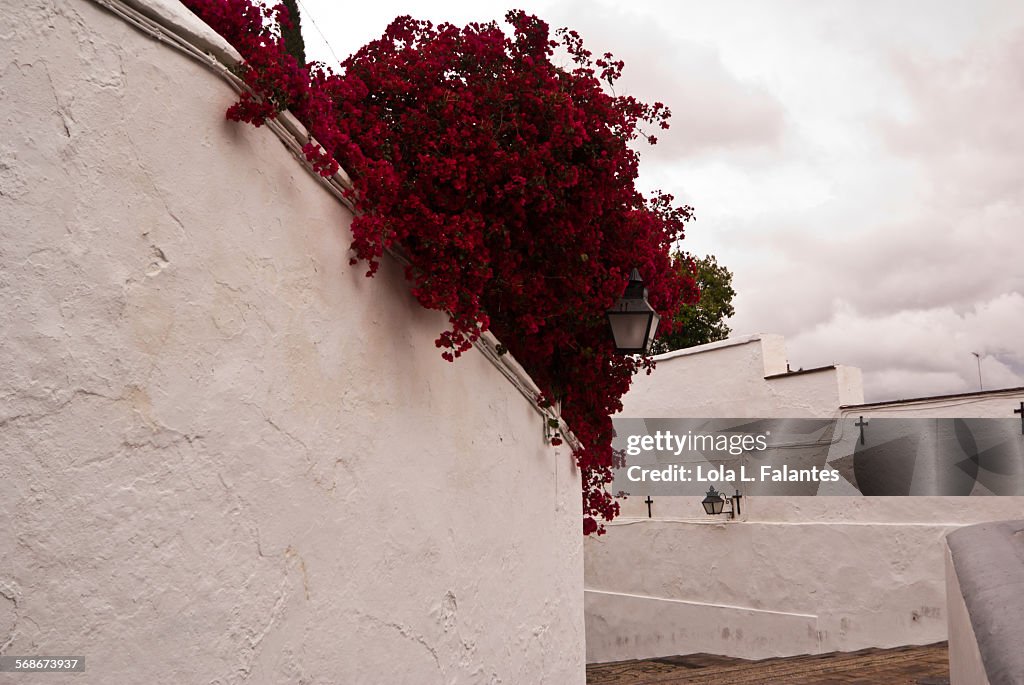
[0,1,585,683]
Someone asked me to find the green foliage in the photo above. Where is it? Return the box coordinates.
[651,252,736,354]
[280,0,306,65]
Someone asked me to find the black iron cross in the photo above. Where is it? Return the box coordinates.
[1015,402,1024,435]
[644,495,653,518]
[856,416,869,445]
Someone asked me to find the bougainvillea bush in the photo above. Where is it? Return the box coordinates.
[182,0,699,534]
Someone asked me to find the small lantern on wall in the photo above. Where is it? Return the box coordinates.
[606,268,661,354]
[701,486,742,519]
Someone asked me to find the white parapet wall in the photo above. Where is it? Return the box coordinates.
[0,2,585,683]
[945,545,990,685]
[945,520,1024,685]
[585,335,1024,663]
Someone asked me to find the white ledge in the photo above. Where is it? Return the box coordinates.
[652,333,764,362]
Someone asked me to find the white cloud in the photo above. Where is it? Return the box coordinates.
[786,293,1024,401]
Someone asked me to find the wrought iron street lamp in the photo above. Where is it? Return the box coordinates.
[607,268,660,354]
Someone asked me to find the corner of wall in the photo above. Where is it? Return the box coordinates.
[759,334,788,377]
[835,365,864,407]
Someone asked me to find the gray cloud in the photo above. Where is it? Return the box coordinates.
[724,26,1024,401]
[543,2,786,158]
[880,30,1024,207]
[786,293,1024,401]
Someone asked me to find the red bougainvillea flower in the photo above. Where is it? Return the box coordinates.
[182,0,699,534]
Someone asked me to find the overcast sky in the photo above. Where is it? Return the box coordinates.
[296,0,1024,402]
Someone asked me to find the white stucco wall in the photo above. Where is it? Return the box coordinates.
[626,335,863,420]
[586,335,1024,663]
[0,2,585,683]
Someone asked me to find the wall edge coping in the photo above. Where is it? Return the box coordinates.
[946,519,1024,685]
[842,385,1024,410]
[651,334,766,362]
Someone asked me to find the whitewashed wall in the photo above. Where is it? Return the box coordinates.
[586,335,1024,663]
[0,2,585,683]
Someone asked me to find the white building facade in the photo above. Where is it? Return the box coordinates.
[585,335,1024,663]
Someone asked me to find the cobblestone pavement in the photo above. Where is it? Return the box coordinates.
[586,642,949,685]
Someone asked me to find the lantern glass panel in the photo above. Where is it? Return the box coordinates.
[608,311,653,352]
[702,494,724,515]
